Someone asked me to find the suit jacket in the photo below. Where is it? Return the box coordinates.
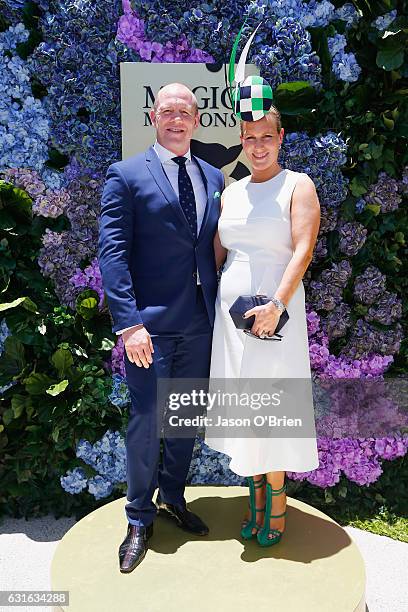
[98,145,224,334]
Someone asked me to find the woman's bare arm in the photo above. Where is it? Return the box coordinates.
[274,174,320,306]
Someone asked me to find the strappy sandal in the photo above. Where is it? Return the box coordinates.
[240,475,266,540]
[257,482,287,547]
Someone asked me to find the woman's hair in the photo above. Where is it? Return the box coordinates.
[240,105,282,135]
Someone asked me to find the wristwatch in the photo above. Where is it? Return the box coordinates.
[269,296,286,313]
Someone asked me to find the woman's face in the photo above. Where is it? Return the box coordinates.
[240,115,284,173]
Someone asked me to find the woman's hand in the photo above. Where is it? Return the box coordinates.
[243,302,282,337]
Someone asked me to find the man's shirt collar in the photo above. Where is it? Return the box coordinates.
[153,140,192,164]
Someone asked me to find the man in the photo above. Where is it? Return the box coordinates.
[98,83,224,573]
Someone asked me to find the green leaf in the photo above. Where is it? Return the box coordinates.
[24,372,54,395]
[338,485,348,498]
[76,289,99,320]
[376,48,404,71]
[3,408,14,426]
[51,348,74,378]
[0,297,25,311]
[275,81,317,115]
[98,338,115,351]
[350,177,368,197]
[366,203,381,215]
[0,296,38,313]
[4,336,25,367]
[11,395,26,419]
[0,210,16,231]
[46,379,69,396]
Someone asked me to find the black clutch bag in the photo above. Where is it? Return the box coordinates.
[229,294,289,339]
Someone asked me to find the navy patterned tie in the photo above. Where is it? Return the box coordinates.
[172,156,198,241]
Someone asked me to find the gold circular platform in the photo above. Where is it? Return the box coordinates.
[51,486,366,612]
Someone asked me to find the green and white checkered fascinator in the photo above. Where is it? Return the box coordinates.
[228,21,274,122]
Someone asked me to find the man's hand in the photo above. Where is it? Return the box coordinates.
[122,325,154,368]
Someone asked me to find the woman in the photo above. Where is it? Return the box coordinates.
[205,105,320,547]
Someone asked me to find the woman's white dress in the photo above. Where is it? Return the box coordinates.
[204,169,319,476]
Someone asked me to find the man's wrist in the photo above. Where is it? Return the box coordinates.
[118,324,144,335]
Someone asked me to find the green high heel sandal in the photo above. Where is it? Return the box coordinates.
[240,475,266,540]
[257,482,287,547]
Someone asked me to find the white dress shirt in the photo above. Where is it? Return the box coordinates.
[116,141,207,334]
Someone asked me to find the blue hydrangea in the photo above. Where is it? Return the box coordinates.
[279,131,348,210]
[328,33,361,82]
[187,437,246,485]
[108,374,131,408]
[372,10,397,31]
[250,17,322,90]
[31,1,130,172]
[4,0,27,8]
[41,167,67,190]
[87,475,114,500]
[0,24,50,173]
[60,467,88,494]
[334,3,361,28]
[246,0,336,29]
[0,319,11,357]
[61,430,127,498]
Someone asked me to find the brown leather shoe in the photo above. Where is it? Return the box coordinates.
[118,523,153,573]
[156,495,209,536]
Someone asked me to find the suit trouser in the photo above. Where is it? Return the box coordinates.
[124,286,212,527]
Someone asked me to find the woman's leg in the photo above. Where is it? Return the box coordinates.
[242,473,266,535]
[265,470,287,537]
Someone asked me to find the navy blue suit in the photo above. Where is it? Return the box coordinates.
[98,146,224,526]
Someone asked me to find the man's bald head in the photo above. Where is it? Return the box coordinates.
[153,83,198,114]
[150,82,200,156]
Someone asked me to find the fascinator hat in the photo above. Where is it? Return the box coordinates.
[228,21,274,122]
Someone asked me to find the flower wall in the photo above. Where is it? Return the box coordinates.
[0,0,407,516]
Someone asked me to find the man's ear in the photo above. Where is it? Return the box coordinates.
[150,110,156,127]
[194,112,200,129]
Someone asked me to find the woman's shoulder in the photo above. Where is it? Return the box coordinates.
[222,175,250,195]
[287,169,315,184]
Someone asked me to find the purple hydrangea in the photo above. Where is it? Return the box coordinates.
[311,236,328,263]
[307,261,352,311]
[354,266,387,305]
[117,0,214,62]
[108,337,126,378]
[69,258,104,307]
[322,302,352,339]
[341,319,403,359]
[338,221,367,256]
[399,166,408,196]
[364,172,402,213]
[37,165,103,306]
[365,291,403,326]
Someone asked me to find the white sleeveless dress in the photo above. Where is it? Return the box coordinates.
[204,169,319,476]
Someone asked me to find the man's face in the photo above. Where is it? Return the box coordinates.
[150,87,199,154]
[240,114,284,172]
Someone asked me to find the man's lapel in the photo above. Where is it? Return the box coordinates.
[145,146,190,231]
[192,155,213,242]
